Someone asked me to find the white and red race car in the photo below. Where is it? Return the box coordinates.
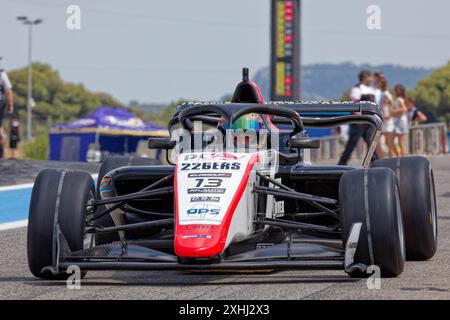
[27,71,437,279]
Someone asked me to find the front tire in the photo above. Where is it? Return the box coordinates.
[27,169,94,279]
[340,168,405,277]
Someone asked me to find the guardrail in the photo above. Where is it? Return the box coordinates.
[408,122,448,156]
[311,122,449,162]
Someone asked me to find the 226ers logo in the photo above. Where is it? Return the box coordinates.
[180,162,241,171]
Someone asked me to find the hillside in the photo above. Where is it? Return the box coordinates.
[252,62,434,100]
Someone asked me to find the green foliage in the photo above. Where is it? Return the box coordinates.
[412,61,450,122]
[8,62,124,128]
[340,90,350,101]
[130,99,187,126]
[19,133,49,160]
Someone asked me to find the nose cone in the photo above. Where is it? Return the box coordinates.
[174,224,226,258]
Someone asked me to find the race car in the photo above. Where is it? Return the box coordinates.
[27,69,438,279]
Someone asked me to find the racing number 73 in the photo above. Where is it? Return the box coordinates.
[194,178,223,188]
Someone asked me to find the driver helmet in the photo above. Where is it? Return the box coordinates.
[232,113,262,132]
[230,113,264,149]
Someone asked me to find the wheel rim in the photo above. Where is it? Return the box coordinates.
[395,186,406,261]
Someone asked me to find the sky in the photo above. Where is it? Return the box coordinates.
[1,0,450,103]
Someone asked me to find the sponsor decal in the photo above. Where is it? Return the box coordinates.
[183,153,246,161]
[347,242,358,249]
[187,188,225,194]
[190,196,220,203]
[182,234,213,239]
[183,225,216,230]
[344,222,363,270]
[209,153,245,160]
[274,200,285,214]
[186,204,221,219]
[180,162,241,171]
[188,173,232,178]
[256,243,275,250]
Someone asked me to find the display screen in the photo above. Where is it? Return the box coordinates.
[270,0,300,100]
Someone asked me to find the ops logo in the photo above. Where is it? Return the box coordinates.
[186,204,220,218]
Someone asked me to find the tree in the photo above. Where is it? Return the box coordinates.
[7,62,124,128]
[413,61,450,123]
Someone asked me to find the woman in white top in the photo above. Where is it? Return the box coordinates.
[378,78,396,157]
[392,84,409,156]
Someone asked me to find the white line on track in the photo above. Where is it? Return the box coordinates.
[0,174,98,192]
[0,173,99,231]
[0,219,28,231]
[0,183,34,192]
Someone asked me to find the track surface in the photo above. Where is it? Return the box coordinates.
[0,156,449,300]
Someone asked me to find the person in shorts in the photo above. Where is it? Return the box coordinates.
[392,84,408,156]
[378,77,396,157]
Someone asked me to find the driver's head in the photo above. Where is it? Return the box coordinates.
[232,114,262,132]
[231,114,262,149]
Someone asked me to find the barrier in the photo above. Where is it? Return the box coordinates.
[408,123,448,155]
[311,122,449,162]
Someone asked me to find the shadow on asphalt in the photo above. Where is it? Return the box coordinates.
[5,272,360,287]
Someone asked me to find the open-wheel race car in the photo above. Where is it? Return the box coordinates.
[27,70,438,279]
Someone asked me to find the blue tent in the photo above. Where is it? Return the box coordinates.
[49,106,168,162]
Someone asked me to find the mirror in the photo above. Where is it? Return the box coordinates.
[148,138,176,149]
[288,136,320,149]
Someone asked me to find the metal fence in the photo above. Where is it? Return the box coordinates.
[408,123,449,156]
[311,122,449,163]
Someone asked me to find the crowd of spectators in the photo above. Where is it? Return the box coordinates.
[338,70,427,165]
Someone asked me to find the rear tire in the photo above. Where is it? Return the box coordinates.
[340,168,405,277]
[27,169,94,279]
[372,156,438,260]
[95,156,161,245]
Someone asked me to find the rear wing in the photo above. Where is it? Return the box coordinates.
[175,100,382,116]
[269,101,383,118]
[268,101,383,131]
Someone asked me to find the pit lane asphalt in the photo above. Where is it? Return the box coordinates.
[0,156,449,300]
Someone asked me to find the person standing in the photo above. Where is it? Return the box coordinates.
[406,97,427,125]
[0,66,14,159]
[378,77,396,157]
[372,71,386,159]
[9,115,20,159]
[373,71,385,105]
[338,70,377,165]
[392,84,409,156]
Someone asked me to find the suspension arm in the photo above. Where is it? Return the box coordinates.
[94,187,173,206]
